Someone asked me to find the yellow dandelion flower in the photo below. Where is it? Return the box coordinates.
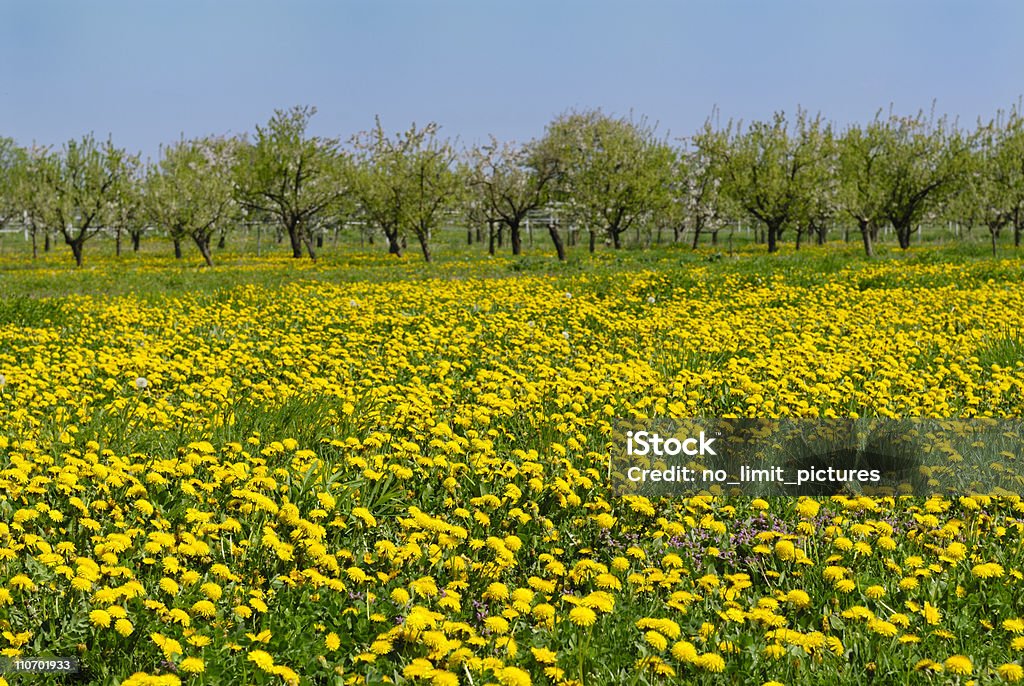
[671,640,698,662]
[89,609,112,628]
[531,647,557,664]
[697,653,725,672]
[247,650,275,672]
[484,616,510,634]
[973,563,1005,579]
[432,670,459,686]
[496,666,531,686]
[645,631,667,651]
[785,589,811,608]
[568,606,597,627]
[179,657,204,674]
[944,655,972,675]
[999,663,1024,682]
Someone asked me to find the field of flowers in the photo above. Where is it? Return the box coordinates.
[2,248,1024,685]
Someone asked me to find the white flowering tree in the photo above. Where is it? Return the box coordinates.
[793,114,839,249]
[838,116,892,257]
[466,137,557,256]
[536,109,676,251]
[720,110,826,253]
[350,119,462,262]
[0,137,22,229]
[961,110,1024,256]
[680,119,733,248]
[235,106,349,261]
[22,134,138,267]
[874,110,967,250]
[144,136,240,267]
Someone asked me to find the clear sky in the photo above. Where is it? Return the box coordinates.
[2,1,1022,157]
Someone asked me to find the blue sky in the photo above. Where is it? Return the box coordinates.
[2,1,1022,157]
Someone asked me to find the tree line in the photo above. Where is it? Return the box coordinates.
[1,103,1023,266]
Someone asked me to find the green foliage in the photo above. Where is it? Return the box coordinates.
[720,110,829,253]
[144,136,240,267]
[466,137,556,256]
[350,118,463,262]
[872,110,967,249]
[236,105,350,260]
[959,109,1024,255]
[679,118,735,248]
[0,295,68,327]
[0,137,24,226]
[537,109,676,249]
[19,135,138,266]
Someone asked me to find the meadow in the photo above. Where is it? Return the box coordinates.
[2,241,1024,685]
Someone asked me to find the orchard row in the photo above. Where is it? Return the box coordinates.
[2,103,1023,266]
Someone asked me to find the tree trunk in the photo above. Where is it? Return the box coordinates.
[691,225,702,249]
[67,236,84,267]
[547,221,566,261]
[896,225,912,249]
[467,227,473,245]
[115,227,122,257]
[673,225,681,243]
[303,234,318,262]
[767,224,779,253]
[132,231,141,252]
[173,237,182,259]
[417,232,431,262]
[386,230,402,256]
[44,232,51,252]
[510,221,522,256]
[859,219,874,258]
[1015,222,1022,248]
[316,233,323,249]
[488,220,496,256]
[288,223,303,258]
[991,227,999,258]
[795,228,803,251]
[194,235,214,267]
[497,224,503,248]
[589,230,596,253]
[711,230,719,246]
[31,229,37,260]
[611,228,622,249]
[218,233,227,249]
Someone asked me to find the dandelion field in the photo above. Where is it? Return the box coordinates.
[3,246,1024,685]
